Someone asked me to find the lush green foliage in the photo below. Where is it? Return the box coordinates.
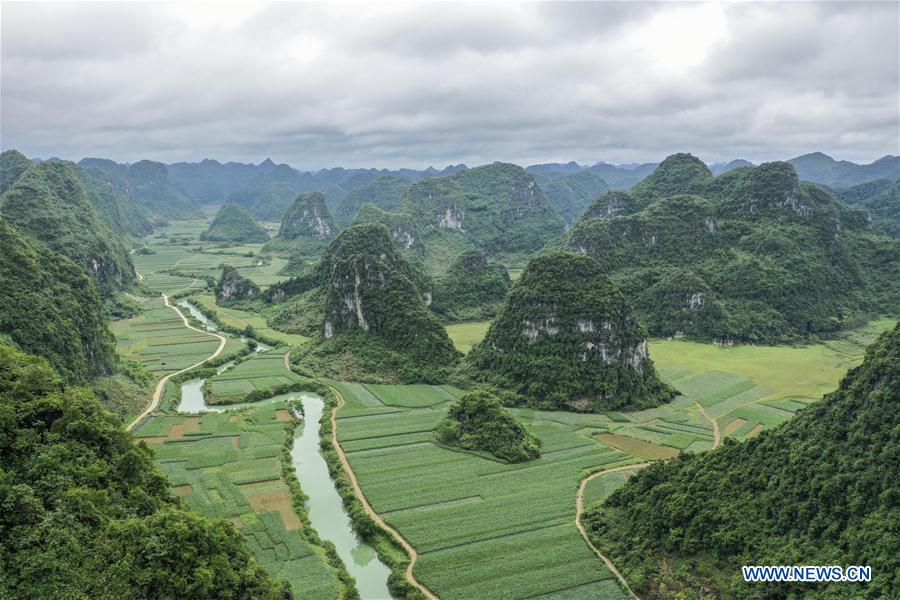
[333,173,412,227]
[215,265,262,305]
[350,203,424,260]
[432,250,511,322]
[396,162,565,271]
[263,192,339,255]
[468,252,674,411]
[579,190,638,220]
[787,151,899,187]
[436,391,541,462]
[201,203,269,243]
[533,170,609,224]
[76,166,155,238]
[566,156,900,342]
[835,178,900,237]
[0,149,32,194]
[0,344,284,599]
[1,160,136,295]
[584,322,900,598]
[0,217,117,382]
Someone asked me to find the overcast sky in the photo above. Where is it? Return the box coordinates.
[2,1,898,170]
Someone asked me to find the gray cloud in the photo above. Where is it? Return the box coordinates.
[2,1,897,169]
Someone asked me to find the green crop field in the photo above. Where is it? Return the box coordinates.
[206,348,305,403]
[445,321,491,353]
[135,397,341,599]
[331,380,633,600]
[191,293,310,346]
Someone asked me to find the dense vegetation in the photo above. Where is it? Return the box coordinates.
[351,203,425,260]
[787,151,899,187]
[0,217,117,383]
[263,191,338,255]
[531,170,609,224]
[0,344,285,599]
[80,158,201,221]
[468,252,674,411]
[584,321,900,599]
[432,250,511,321]
[435,391,540,462]
[0,160,136,296]
[333,173,412,227]
[395,162,565,272]
[215,265,261,305]
[0,149,33,194]
[76,167,155,238]
[565,154,900,343]
[834,178,899,238]
[281,224,460,382]
[200,203,269,243]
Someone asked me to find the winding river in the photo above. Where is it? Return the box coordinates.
[176,369,393,597]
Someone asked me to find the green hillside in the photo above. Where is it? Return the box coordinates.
[835,178,900,238]
[535,170,610,224]
[263,191,339,255]
[436,391,541,462]
[397,162,566,273]
[76,167,154,238]
[0,217,117,382]
[0,344,284,598]
[584,321,900,598]
[280,224,459,382]
[566,155,900,342]
[333,173,412,227]
[0,149,32,194]
[1,161,136,295]
[200,202,269,243]
[432,250,511,321]
[468,252,674,411]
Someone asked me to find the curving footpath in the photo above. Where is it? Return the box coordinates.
[125,293,226,431]
[327,384,440,600]
[575,403,723,599]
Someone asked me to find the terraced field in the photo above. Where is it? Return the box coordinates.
[331,381,635,600]
[206,348,306,404]
[135,397,342,599]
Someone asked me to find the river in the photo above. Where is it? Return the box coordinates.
[176,377,393,598]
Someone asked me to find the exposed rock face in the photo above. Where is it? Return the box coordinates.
[351,203,421,251]
[468,252,673,411]
[581,191,638,220]
[278,192,338,241]
[215,265,260,305]
[200,203,269,243]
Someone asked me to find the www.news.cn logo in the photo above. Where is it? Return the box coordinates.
[742,565,872,583]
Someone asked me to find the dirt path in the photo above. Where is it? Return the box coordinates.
[575,463,649,600]
[129,248,144,282]
[327,384,440,600]
[695,402,721,448]
[125,294,227,432]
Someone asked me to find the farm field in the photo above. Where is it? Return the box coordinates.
[445,321,491,354]
[191,293,310,346]
[135,397,342,599]
[330,380,634,600]
[206,348,306,403]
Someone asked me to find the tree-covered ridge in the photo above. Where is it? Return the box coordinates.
[566,157,900,343]
[80,158,201,221]
[200,202,269,243]
[333,173,412,227]
[0,149,32,195]
[263,191,339,255]
[436,391,541,463]
[584,321,900,599]
[284,224,460,382]
[350,203,424,258]
[579,190,638,220]
[0,217,117,383]
[468,251,674,412]
[787,151,900,187]
[397,162,566,269]
[834,178,900,238]
[0,344,285,599]
[532,170,609,224]
[75,167,155,238]
[0,160,136,296]
[215,265,261,306]
[432,250,511,322]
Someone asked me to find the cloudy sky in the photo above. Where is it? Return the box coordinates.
[2,1,898,169]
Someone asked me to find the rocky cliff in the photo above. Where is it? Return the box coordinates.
[215,265,261,305]
[263,191,338,255]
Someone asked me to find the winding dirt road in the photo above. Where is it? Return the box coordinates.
[327,384,439,600]
[575,405,722,598]
[125,294,226,431]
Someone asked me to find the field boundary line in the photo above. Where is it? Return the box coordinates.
[694,401,721,447]
[126,293,227,432]
[326,383,440,600]
[575,463,650,600]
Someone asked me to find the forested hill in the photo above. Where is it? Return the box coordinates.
[393,162,565,273]
[565,154,900,343]
[833,178,900,238]
[0,150,33,194]
[333,173,412,227]
[263,191,338,254]
[200,203,269,243]
[0,160,136,295]
[584,321,900,598]
[0,344,284,598]
[79,158,201,220]
[0,217,117,382]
